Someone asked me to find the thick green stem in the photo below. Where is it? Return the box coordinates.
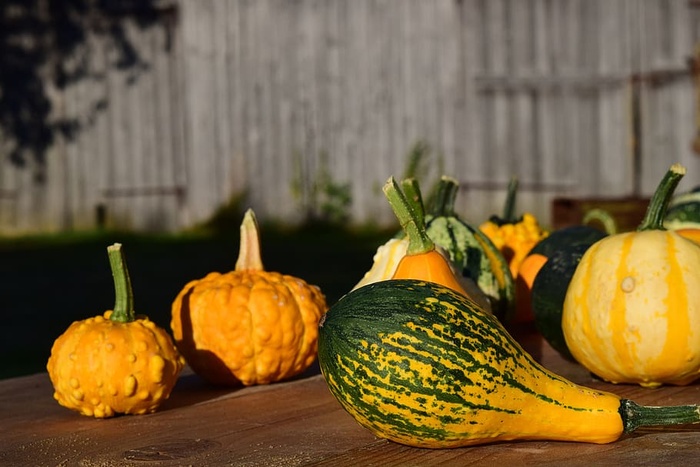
[621,399,700,434]
[383,177,435,256]
[235,208,265,271]
[430,176,459,218]
[501,176,519,223]
[638,163,686,232]
[400,178,426,228]
[107,243,135,323]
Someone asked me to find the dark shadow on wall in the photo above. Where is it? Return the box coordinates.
[0,0,173,171]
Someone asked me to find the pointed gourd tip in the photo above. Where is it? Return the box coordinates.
[107,243,122,252]
[241,208,259,229]
[671,163,687,176]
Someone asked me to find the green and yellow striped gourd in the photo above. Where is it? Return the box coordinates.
[354,176,514,321]
[422,176,515,323]
[318,279,700,448]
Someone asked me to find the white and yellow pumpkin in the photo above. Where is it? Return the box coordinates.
[563,164,700,388]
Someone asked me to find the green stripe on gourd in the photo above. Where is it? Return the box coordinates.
[664,187,700,229]
[422,176,515,323]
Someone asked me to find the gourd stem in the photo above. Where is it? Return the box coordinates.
[638,163,686,232]
[400,178,426,227]
[582,208,618,235]
[235,209,265,271]
[430,176,459,218]
[383,177,435,256]
[501,176,519,223]
[621,399,700,434]
[107,243,135,323]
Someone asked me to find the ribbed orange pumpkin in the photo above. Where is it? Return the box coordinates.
[170,209,328,386]
[563,164,700,388]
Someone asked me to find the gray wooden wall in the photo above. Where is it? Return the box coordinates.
[2,0,700,234]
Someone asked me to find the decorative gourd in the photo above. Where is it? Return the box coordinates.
[528,225,609,258]
[563,164,700,388]
[381,177,473,298]
[47,243,185,418]
[353,237,409,290]
[479,176,549,279]
[674,227,700,245]
[353,176,501,314]
[662,186,700,243]
[664,185,700,230]
[170,209,327,386]
[318,279,700,448]
[531,244,591,361]
[513,253,549,323]
[422,176,514,322]
[517,225,608,323]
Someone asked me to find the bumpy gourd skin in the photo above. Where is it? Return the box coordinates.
[480,213,548,278]
[47,311,184,418]
[171,270,327,386]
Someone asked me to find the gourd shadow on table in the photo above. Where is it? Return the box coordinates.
[161,359,322,411]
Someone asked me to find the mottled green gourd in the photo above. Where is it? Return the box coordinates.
[664,185,700,229]
[353,177,496,313]
[318,279,700,448]
[421,176,515,323]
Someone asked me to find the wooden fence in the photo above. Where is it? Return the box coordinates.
[2,0,700,234]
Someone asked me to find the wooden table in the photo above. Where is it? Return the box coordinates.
[3,328,700,466]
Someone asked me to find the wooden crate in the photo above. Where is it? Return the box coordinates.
[551,197,651,233]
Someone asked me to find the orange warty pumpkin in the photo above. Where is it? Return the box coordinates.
[47,243,184,418]
[170,209,328,386]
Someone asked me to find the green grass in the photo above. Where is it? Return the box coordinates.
[0,224,392,380]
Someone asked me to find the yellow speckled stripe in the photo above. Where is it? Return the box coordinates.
[657,234,689,369]
[610,235,636,375]
[569,240,609,369]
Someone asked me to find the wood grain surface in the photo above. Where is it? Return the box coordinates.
[3,328,700,466]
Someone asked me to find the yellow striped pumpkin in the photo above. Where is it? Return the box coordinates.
[563,164,700,388]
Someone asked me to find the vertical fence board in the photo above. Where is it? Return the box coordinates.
[1,0,699,234]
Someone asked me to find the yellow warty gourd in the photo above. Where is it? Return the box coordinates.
[479,177,548,279]
[480,212,548,278]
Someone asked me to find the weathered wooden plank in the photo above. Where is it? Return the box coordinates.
[1,0,699,234]
[179,0,219,228]
[4,333,700,466]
